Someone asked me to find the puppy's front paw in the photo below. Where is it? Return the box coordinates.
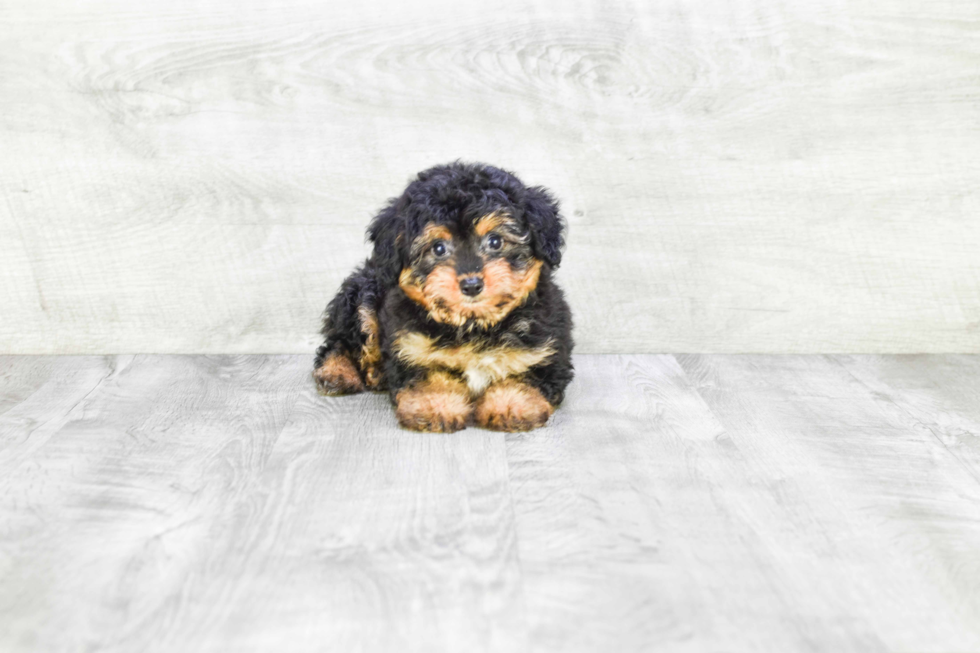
[395,373,472,433]
[313,353,365,395]
[475,380,553,432]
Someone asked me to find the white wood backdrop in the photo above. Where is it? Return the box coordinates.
[2,0,979,354]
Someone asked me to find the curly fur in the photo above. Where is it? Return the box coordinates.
[313,161,574,432]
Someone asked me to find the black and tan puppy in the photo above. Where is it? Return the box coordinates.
[313,161,573,432]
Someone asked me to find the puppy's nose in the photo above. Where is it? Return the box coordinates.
[459,276,484,297]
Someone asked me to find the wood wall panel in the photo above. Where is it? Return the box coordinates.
[2,0,978,353]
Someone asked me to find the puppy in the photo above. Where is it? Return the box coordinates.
[313,161,573,432]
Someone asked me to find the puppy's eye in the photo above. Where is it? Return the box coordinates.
[432,241,448,257]
[487,234,503,250]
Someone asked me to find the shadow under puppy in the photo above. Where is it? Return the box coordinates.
[313,161,573,432]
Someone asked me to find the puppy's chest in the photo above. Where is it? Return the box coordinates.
[392,331,554,394]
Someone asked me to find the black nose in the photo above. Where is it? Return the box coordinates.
[459,276,484,297]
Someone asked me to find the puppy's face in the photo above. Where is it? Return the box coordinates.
[398,211,542,328]
[368,163,564,328]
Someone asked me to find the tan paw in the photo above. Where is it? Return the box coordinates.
[474,380,553,432]
[313,353,365,395]
[395,372,472,433]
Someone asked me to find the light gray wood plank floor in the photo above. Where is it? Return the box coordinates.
[2,354,979,652]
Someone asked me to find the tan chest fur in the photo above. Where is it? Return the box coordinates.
[392,331,555,395]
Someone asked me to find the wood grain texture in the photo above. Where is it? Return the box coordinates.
[3,354,980,651]
[2,0,979,354]
[673,354,980,652]
[836,354,980,482]
[0,355,523,653]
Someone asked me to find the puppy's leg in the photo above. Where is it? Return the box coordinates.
[395,371,473,433]
[474,378,554,432]
[313,352,365,395]
[522,357,575,407]
[313,263,382,395]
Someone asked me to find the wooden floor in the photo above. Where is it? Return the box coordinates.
[2,354,979,652]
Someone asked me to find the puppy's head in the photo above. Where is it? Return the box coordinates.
[369,162,564,328]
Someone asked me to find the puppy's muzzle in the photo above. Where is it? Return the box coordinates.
[459,275,484,297]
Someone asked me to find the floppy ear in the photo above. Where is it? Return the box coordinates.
[367,195,408,288]
[523,186,564,268]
